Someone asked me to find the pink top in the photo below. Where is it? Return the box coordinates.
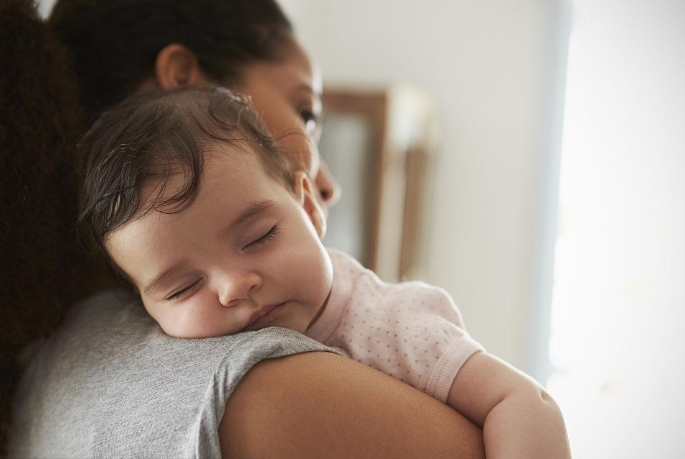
[306,249,484,403]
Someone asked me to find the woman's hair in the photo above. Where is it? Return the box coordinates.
[78,86,294,263]
[0,0,91,453]
[49,0,294,121]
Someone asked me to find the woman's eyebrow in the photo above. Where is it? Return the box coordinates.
[294,83,321,99]
[296,83,315,93]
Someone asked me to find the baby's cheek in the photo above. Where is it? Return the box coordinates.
[305,248,333,300]
[158,306,212,339]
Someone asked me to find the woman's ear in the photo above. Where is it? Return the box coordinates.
[294,171,327,238]
[154,44,208,89]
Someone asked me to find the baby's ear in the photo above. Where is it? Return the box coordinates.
[154,44,208,89]
[294,171,326,238]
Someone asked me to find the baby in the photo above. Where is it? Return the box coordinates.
[79,86,570,459]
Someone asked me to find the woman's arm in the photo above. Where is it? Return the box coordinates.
[221,352,485,459]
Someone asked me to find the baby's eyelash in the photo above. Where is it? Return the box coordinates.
[245,225,279,250]
[167,279,202,301]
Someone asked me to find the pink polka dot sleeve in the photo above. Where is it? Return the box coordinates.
[306,249,485,404]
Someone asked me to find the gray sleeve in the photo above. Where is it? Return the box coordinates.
[11,290,336,459]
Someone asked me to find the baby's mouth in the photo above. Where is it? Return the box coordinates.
[246,302,286,330]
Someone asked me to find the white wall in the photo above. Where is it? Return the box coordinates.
[281,0,569,375]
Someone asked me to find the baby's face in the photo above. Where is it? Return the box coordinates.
[106,145,333,338]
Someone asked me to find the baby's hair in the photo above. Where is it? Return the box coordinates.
[78,86,293,256]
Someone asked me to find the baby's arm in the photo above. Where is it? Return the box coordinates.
[448,352,571,459]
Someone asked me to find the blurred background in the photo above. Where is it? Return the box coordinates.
[39,0,685,456]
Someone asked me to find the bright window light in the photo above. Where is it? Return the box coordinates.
[547,1,685,458]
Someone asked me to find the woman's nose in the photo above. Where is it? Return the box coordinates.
[218,271,262,307]
[315,159,341,208]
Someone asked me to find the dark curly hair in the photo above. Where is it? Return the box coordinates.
[78,86,294,275]
[0,0,94,454]
[49,0,294,122]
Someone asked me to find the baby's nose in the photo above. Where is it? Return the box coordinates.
[218,271,262,307]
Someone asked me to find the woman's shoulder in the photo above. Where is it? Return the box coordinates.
[11,289,332,458]
[67,288,150,329]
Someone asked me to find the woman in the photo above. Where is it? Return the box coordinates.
[0,0,96,453]
[6,0,486,456]
[49,0,340,209]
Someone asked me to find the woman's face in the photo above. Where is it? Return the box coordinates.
[230,41,341,210]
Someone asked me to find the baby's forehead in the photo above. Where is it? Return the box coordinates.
[204,142,277,178]
[121,148,278,232]
[204,140,262,162]
[203,139,295,190]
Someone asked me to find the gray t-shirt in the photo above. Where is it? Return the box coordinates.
[10,289,334,458]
